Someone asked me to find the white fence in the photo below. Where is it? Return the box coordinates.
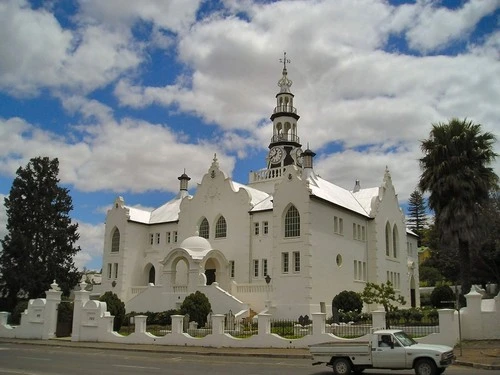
[1,282,499,348]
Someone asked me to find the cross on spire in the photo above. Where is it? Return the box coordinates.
[279,52,291,70]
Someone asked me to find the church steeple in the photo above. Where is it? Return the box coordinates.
[267,52,303,169]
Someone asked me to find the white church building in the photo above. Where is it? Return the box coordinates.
[98,61,420,319]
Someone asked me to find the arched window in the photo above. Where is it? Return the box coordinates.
[393,225,399,258]
[215,216,227,238]
[148,266,155,284]
[385,222,391,256]
[199,218,209,239]
[284,205,300,238]
[111,228,120,252]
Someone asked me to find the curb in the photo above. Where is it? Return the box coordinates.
[454,360,500,371]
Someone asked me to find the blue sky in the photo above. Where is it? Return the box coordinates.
[1,0,499,271]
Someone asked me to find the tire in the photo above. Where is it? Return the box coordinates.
[332,358,352,375]
[414,358,438,375]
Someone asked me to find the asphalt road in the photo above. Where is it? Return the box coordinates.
[0,343,494,375]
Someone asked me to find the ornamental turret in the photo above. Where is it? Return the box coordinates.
[267,53,303,169]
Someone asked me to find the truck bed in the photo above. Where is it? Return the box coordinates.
[309,341,372,365]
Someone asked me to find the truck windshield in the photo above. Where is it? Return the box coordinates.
[394,331,417,347]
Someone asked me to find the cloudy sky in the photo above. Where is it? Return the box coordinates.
[0,0,499,271]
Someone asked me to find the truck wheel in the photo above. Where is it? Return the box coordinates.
[332,358,352,375]
[414,358,437,375]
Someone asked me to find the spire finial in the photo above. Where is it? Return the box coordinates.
[280,52,290,71]
[277,52,293,93]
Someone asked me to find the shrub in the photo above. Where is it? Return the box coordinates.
[99,291,125,331]
[332,290,363,315]
[180,291,211,327]
[430,285,455,308]
[9,300,28,325]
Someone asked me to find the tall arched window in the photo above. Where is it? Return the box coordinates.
[385,222,391,256]
[111,228,120,252]
[215,216,227,238]
[284,205,300,238]
[199,218,209,239]
[393,225,399,258]
[148,266,155,284]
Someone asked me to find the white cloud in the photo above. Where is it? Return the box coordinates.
[73,221,105,271]
[77,0,202,34]
[403,0,500,53]
[0,0,142,96]
[0,110,236,195]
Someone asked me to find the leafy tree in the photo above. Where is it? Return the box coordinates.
[419,118,498,296]
[406,189,427,246]
[418,265,444,287]
[359,282,406,328]
[180,291,211,327]
[99,291,125,331]
[0,157,81,310]
[471,191,500,289]
[332,290,363,314]
[430,285,455,308]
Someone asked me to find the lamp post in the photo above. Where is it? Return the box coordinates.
[265,274,271,308]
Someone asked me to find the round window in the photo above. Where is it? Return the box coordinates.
[336,254,343,267]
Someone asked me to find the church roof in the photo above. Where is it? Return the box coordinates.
[126,194,189,224]
[307,174,371,217]
[126,206,151,224]
[352,187,380,217]
[150,197,185,224]
[231,181,271,208]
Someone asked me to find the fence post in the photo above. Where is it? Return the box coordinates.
[72,282,90,342]
[437,309,459,345]
[134,315,147,334]
[211,314,225,335]
[171,315,184,334]
[312,312,326,336]
[43,281,62,340]
[258,313,271,335]
[0,312,8,326]
[371,310,386,329]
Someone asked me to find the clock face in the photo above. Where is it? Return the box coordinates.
[269,147,284,163]
[294,148,304,166]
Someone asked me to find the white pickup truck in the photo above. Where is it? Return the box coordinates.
[310,329,455,375]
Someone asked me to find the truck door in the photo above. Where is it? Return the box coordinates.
[372,334,407,369]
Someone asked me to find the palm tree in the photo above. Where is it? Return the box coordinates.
[419,118,498,296]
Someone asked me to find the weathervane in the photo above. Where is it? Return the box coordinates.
[279,52,291,70]
[278,52,292,92]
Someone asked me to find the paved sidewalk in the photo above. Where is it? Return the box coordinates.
[0,337,499,370]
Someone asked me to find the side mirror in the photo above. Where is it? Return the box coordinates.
[390,342,394,349]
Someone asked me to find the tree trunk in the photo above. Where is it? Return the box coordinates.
[458,239,471,297]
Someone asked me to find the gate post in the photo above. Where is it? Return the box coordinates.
[43,281,62,339]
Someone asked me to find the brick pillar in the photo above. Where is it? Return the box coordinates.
[211,314,225,335]
[371,310,386,329]
[258,313,271,335]
[312,312,326,336]
[43,281,62,340]
[72,282,90,342]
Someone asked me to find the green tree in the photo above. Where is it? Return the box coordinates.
[359,282,406,328]
[430,285,455,308]
[99,291,125,331]
[471,191,500,288]
[332,290,363,314]
[419,118,498,296]
[406,189,427,246]
[180,291,212,327]
[0,157,81,310]
[418,264,444,286]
